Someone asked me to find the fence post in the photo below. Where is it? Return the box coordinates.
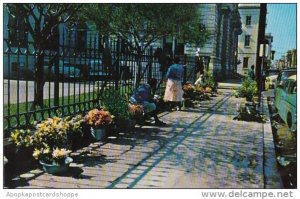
[148,46,153,83]
[183,54,187,84]
[115,39,120,90]
[54,51,59,107]
[194,55,197,83]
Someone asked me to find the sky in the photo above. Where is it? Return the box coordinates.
[266,4,296,61]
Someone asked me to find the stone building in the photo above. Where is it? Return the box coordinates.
[196,4,242,80]
[237,4,263,77]
[285,49,297,68]
[264,33,274,69]
[161,4,242,81]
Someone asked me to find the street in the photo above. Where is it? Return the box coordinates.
[3,80,96,104]
[9,86,281,188]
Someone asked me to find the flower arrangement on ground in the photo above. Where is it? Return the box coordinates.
[9,129,34,165]
[65,114,84,135]
[129,104,144,119]
[102,88,131,129]
[84,108,114,140]
[205,87,212,93]
[238,78,258,101]
[205,71,218,92]
[11,129,33,148]
[84,108,113,128]
[51,147,72,165]
[182,83,195,99]
[129,104,144,126]
[194,85,208,100]
[31,117,72,164]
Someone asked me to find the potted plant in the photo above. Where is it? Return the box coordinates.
[101,88,131,131]
[36,147,72,174]
[31,117,73,174]
[129,104,144,126]
[238,78,258,101]
[65,115,87,150]
[8,129,35,167]
[84,109,113,140]
[205,71,218,92]
[182,83,195,100]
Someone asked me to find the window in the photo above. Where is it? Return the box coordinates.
[8,10,27,47]
[246,16,251,25]
[243,57,249,68]
[244,35,250,47]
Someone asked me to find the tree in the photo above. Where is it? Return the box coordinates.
[5,4,81,108]
[82,4,207,52]
[81,4,208,87]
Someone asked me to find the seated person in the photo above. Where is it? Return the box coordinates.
[194,74,206,87]
[130,84,166,126]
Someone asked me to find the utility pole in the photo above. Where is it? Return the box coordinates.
[255,3,267,107]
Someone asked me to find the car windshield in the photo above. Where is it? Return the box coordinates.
[268,71,279,76]
[281,71,296,81]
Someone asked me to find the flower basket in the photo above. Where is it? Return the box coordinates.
[9,129,36,168]
[84,109,113,140]
[40,157,73,175]
[182,83,195,99]
[129,104,144,118]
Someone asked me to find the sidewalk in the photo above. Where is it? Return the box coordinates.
[218,78,242,90]
[7,86,282,188]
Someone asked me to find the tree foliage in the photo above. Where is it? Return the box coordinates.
[6,4,81,49]
[5,3,81,107]
[81,4,208,53]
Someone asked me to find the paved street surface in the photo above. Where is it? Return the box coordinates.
[10,86,282,189]
[3,80,95,104]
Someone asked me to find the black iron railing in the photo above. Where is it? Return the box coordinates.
[3,30,197,137]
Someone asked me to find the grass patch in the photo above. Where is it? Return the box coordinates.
[3,92,98,136]
[3,85,135,138]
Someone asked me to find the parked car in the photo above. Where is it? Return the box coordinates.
[274,75,297,133]
[88,59,134,81]
[49,61,82,80]
[59,61,82,80]
[275,68,297,89]
[265,69,279,89]
[88,59,111,80]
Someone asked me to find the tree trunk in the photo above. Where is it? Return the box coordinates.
[33,52,45,108]
[135,48,143,89]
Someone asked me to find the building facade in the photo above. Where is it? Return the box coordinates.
[237,4,262,77]
[3,6,100,79]
[166,4,242,80]
[285,49,297,68]
[196,4,242,80]
[264,33,274,69]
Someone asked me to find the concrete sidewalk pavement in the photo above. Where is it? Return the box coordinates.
[8,87,282,188]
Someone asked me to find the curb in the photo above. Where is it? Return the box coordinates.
[261,92,283,188]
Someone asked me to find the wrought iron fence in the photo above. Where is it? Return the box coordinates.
[3,29,197,138]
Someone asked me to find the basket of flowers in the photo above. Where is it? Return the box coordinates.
[31,117,73,174]
[129,104,144,126]
[84,109,113,140]
[182,83,195,99]
[37,147,72,174]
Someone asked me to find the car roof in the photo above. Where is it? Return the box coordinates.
[267,69,280,72]
[281,68,297,72]
[288,75,297,81]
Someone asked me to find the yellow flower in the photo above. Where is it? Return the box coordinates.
[43,147,51,154]
[33,148,41,160]
[52,147,71,160]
